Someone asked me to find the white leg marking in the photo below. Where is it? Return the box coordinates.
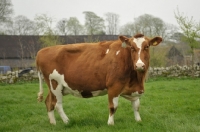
[55,103,69,124]
[48,110,56,125]
[107,96,119,125]
[113,96,119,109]
[49,69,69,124]
[132,98,141,121]
[107,115,114,125]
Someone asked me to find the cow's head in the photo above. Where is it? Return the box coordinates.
[119,34,162,72]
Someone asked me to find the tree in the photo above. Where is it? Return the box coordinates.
[67,17,83,35]
[119,14,172,40]
[133,14,168,39]
[34,14,62,47]
[174,8,200,69]
[0,0,13,23]
[56,18,68,35]
[119,22,136,35]
[83,11,105,35]
[105,12,119,35]
[13,15,35,35]
[34,14,55,35]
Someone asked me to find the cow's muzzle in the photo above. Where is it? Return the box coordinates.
[136,62,145,71]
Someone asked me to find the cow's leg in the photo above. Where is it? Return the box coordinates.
[131,98,141,121]
[45,91,57,125]
[108,93,119,125]
[49,79,69,124]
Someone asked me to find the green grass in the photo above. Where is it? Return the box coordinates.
[0,78,200,132]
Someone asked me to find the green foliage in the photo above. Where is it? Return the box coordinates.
[175,9,200,50]
[174,8,200,69]
[150,47,166,67]
[34,14,64,47]
[1,79,200,131]
[83,11,105,35]
[39,33,63,47]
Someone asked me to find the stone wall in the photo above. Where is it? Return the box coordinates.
[1,65,200,83]
[149,65,200,77]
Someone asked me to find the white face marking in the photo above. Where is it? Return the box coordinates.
[133,37,145,54]
[116,50,120,55]
[133,37,145,65]
[106,49,109,54]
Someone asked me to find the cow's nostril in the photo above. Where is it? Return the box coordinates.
[136,63,145,70]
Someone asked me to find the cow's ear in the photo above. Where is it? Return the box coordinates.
[119,36,130,48]
[149,37,162,46]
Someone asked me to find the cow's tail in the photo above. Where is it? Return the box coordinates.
[37,70,44,102]
[36,55,44,102]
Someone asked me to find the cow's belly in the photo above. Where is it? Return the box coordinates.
[49,69,107,98]
[62,87,107,98]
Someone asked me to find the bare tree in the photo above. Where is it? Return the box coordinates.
[56,18,68,35]
[34,14,55,35]
[105,12,119,35]
[119,14,172,41]
[0,0,13,23]
[13,15,35,35]
[119,22,135,35]
[134,14,168,39]
[83,11,105,35]
[34,14,62,47]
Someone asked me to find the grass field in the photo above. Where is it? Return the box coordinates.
[0,78,200,132]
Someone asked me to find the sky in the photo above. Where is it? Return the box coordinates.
[12,0,200,27]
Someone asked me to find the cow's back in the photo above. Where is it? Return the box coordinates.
[36,41,127,91]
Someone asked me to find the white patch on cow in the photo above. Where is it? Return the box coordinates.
[116,50,120,55]
[48,110,56,125]
[132,98,141,121]
[133,37,145,65]
[113,96,119,109]
[107,114,114,125]
[106,49,109,54]
[91,89,107,97]
[49,69,70,124]
[121,91,142,101]
[62,87,82,98]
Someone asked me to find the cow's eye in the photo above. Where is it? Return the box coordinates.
[131,47,136,52]
[144,46,149,50]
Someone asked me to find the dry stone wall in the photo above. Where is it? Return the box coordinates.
[0,65,200,83]
[149,65,200,77]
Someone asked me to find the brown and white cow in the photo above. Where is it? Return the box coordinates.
[36,34,162,125]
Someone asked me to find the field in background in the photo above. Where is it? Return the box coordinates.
[0,78,200,132]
